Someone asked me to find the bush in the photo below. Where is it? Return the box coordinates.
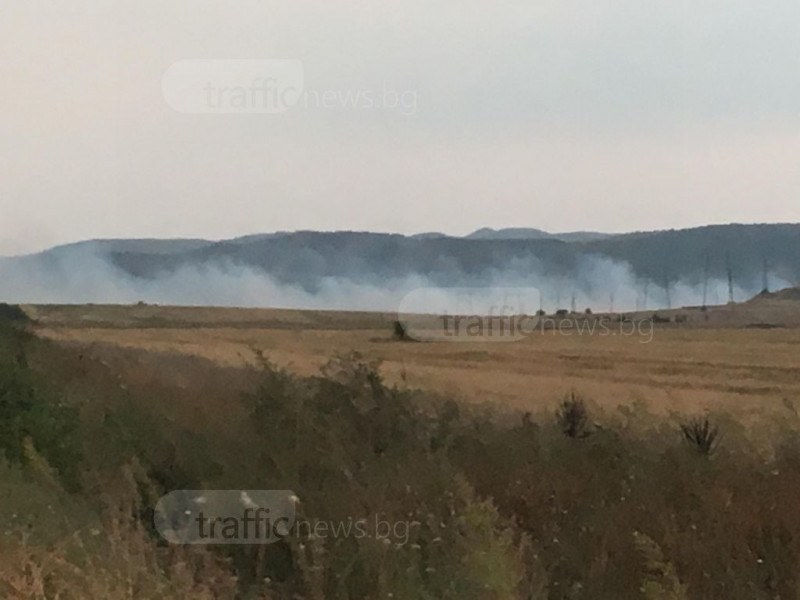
[555,391,590,438]
[680,417,719,455]
[238,353,533,597]
[633,531,688,599]
[0,303,29,324]
[393,319,412,341]
[0,325,82,488]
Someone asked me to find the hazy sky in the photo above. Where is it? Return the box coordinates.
[2,0,800,255]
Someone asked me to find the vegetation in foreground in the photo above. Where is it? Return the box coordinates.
[1,308,800,598]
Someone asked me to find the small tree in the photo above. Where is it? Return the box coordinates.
[556,392,590,438]
[393,320,411,341]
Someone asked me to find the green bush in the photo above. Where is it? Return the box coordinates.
[0,325,82,489]
[0,303,29,324]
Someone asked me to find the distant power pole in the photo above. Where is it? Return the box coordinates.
[762,258,770,293]
[726,252,735,303]
[609,292,615,314]
[643,281,649,311]
[663,270,672,310]
[570,293,577,314]
[702,252,710,309]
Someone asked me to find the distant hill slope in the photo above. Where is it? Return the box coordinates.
[4,223,798,307]
[40,238,214,256]
[584,223,800,287]
[466,227,613,242]
[749,286,800,302]
[109,232,577,290]
[101,224,797,284]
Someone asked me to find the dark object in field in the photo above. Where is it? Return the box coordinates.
[651,313,671,324]
[556,392,590,438]
[680,417,719,455]
[392,319,412,341]
[584,308,593,315]
[555,309,569,317]
[746,323,781,330]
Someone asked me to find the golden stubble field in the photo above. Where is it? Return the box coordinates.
[23,301,800,420]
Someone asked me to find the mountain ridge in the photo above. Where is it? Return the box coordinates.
[3,223,798,309]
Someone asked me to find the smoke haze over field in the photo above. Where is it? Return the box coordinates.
[2,226,795,313]
[1,249,437,311]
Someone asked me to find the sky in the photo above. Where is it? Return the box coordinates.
[2,0,800,256]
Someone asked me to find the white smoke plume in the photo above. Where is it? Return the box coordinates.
[0,243,790,314]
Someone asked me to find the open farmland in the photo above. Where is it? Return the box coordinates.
[26,297,800,419]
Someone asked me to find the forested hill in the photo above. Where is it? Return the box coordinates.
[98,224,800,289]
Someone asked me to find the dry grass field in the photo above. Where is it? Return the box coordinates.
[25,297,800,419]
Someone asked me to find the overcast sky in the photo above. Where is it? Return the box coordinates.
[2,0,800,255]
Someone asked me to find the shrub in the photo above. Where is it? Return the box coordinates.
[0,326,82,488]
[680,417,719,455]
[555,392,590,438]
[633,531,688,599]
[393,319,412,341]
[0,303,29,324]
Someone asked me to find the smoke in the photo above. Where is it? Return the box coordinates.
[0,247,430,311]
[0,243,790,314]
